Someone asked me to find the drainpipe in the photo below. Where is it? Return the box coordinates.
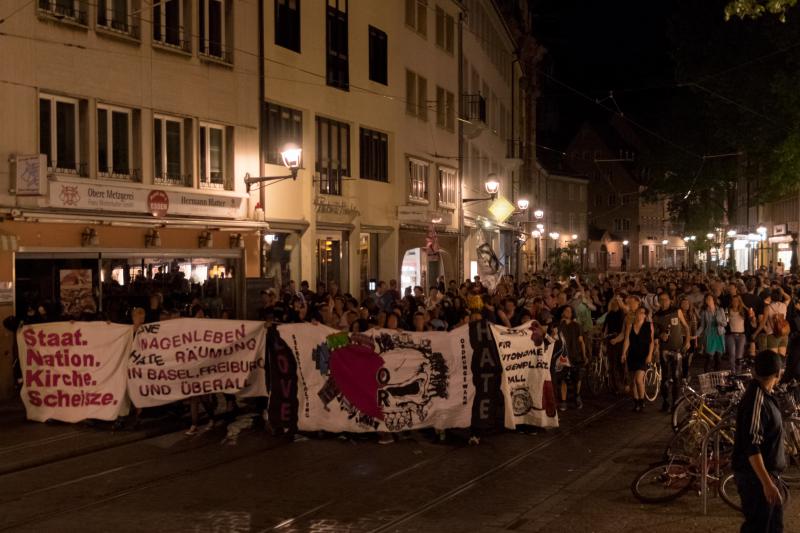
[457,8,465,282]
[258,0,266,278]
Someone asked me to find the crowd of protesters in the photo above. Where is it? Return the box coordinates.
[10,265,800,441]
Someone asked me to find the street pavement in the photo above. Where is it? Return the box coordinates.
[0,394,796,533]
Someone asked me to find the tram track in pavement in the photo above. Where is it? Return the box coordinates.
[0,398,624,532]
[264,398,626,533]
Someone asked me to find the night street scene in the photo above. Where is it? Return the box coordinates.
[2,0,800,532]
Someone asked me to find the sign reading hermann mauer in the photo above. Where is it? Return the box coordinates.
[49,178,245,219]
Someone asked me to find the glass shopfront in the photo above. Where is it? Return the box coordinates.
[16,251,243,323]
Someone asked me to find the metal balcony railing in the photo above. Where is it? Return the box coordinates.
[460,94,486,124]
[38,0,88,25]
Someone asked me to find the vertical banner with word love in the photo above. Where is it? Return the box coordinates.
[18,322,133,423]
[127,318,267,407]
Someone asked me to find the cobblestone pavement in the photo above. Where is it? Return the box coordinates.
[0,395,795,532]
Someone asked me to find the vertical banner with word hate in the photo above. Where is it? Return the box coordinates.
[126,318,267,407]
[18,322,133,422]
[490,322,559,430]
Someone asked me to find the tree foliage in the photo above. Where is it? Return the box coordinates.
[725,0,798,22]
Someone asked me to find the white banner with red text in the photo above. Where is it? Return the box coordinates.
[126,318,267,407]
[18,322,133,423]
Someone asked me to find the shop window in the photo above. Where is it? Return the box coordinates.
[359,127,388,182]
[154,115,191,187]
[275,0,300,52]
[153,0,189,51]
[264,102,302,166]
[199,123,228,189]
[317,237,343,291]
[97,104,137,180]
[199,0,232,63]
[368,25,387,85]
[39,94,86,176]
[408,157,429,203]
[438,167,456,209]
[405,0,427,37]
[326,0,348,90]
[316,116,350,195]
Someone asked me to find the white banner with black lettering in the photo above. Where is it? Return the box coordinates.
[127,319,267,407]
[490,322,559,429]
[277,324,474,433]
[18,322,133,423]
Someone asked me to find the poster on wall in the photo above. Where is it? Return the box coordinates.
[59,269,96,317]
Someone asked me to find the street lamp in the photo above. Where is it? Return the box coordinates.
[531,230,541,272]
[706,233,714,240]
[536,223,544,231]
[244,145,302,192]
[534,209,544,220]
[463,176,501,204]
[622,240,629,271]
[756,226,767,270]
[727,229,737,238]
[516,198,529,211]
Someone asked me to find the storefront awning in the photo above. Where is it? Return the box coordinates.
[7,209,269,231]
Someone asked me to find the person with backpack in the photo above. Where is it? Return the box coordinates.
[761,288,791,357]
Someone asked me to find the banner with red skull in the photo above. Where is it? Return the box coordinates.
[275,324,475,433]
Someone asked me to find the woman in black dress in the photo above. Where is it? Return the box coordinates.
[622,306,654,412]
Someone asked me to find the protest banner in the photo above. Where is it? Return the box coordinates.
[275,324,475,433]
[18,321,132,422]
[490,322,559,429]
[127,318,267,407]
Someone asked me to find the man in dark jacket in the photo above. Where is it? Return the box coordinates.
[732,350,787,533]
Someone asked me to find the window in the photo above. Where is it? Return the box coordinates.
[405,0,427,36]
[405,70,427,121]
[39,94,82,174]
[438,167,456,209]
[607,193,616,207]
[316,116,350,195]
[153,0,187,50]
[38,0,88,25]
[593,194,601,208]
[613,218,631,232]
[568,184,575,201]
[326,0,349,90]
[436,86,455,131]
[435,6,453,52]
[264,102,302,166]
[368,26,387,85]
[408,158,429,202]
[579,185,586,201]
[359,128,388,182]
[200,124,226,188]
[569,213,575,233]
[97,0,135,35]
[622,192,633,205]
[154,116,187,186]
[199,0,231,63]
[275,0,300,52]
[97,105,133,179]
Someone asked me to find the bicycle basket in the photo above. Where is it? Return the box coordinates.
[696,371,731,395]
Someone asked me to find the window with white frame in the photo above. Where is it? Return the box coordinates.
[199,123,226,188]
[38,1,88,25]
[438,167,456,209]
[405,70,428,121]
[199,0,231,62]
[408,158,429,203]
[405,0,427,37]
[153,115,186,186]
[153,0,188,50]
[435,5,453,53]
[97,104,133,179]
[97,0,136,36]
[436,86,455,131]
[39,94,82,174]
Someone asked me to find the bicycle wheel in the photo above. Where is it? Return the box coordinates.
[719,472,742,512]
[644,365,661,402]
[664,418,710,461]
[631,459,694,503]
[784,419,800,485]
[671,397,693,433]
[587,358,603,396]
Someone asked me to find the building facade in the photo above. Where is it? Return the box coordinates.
[0,0,262,400]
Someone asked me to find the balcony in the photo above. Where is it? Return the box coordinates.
[460,94,486,140]
[199,42,233,66]
[37,0,88,27]
[153,173,192,188]
[96,13,141,42]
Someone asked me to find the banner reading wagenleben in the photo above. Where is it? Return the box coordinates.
[126,318,267,407]
[18,321,133,422]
